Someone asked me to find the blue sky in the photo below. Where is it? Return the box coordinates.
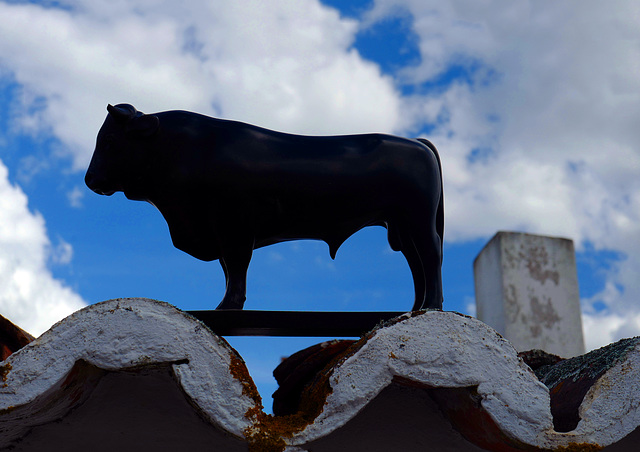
[0,0,639,409]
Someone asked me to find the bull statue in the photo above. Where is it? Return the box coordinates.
[85,104,444,311]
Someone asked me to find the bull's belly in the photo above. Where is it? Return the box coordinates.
[254,213,387,252]
[171,234,221,262]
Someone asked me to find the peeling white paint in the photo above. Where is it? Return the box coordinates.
[288,311,554,448]
[1,298,638,450]
[474,231,585,357]
[0,298,256,447]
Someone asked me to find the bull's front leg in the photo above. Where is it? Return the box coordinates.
[215,233,255,310]
[216,223,255,309]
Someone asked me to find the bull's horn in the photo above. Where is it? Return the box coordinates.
[107,104,138,121]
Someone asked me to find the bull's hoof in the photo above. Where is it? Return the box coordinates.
[413,298,443,311]
[215,298,246,310]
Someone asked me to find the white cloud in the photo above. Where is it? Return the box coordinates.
[0,0,402,170]
[364,0,640,238]
[67,186,84,208]
[0,0,404,337]
[463,296,476,318]
[580,310,640,352]
[364,0,640,348]
[17,155,50,184]
[0,160,85,336]
[50,238,74,265]
[0,0,638,352]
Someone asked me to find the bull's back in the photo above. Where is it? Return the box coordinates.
[155,111,439,216]
[158,110,432,172]
[213,125,433,193]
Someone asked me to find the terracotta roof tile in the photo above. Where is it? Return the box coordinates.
[1,299,639,451]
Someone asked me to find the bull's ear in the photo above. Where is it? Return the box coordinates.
[126,114,160,137]
[107,104,138,122]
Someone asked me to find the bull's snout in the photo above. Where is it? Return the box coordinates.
[85,171,116,196]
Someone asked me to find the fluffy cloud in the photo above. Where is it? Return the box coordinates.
[366,0,640,240]
[0,0,638,350]
[364,0,640,349]
[0,161,85,336]
[0,0,404,335]
[0,0,401,170]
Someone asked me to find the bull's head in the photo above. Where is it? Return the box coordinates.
[85,104,160,200]
[106,104,160,137]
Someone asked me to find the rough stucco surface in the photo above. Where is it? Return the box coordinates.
[474,231,585,358]
[288,310,558,450]
[0,298,257,449]
[1,299,639,451]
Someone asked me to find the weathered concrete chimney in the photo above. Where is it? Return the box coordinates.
[474,231,585,357]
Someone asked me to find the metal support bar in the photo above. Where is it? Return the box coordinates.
[185,310,407,337]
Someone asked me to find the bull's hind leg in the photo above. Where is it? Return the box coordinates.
[413,225,443,310]
[400,240,427,311]
[398,218,443,311]
[421,240,443,310]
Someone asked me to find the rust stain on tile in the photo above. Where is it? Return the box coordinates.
[1,362,11,388]
[554,443,602,451]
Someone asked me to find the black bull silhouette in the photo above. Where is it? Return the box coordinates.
[85,104,444,311]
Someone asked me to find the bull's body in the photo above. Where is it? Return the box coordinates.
[85,104,443,310]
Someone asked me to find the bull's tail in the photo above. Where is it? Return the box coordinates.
[417,138,444,263]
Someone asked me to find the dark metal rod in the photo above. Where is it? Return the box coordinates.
[185,310,407,337]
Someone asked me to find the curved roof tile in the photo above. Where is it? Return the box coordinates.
[1,298,638,451]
